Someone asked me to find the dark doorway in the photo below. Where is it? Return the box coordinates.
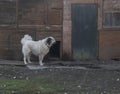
[72,4,98,60]
[49,41,60,58]
[47,41,60,60]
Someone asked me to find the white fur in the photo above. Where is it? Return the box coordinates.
[21,34,56,65]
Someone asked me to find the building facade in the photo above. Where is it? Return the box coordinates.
[63,0,120,60]
[0,0,120,60]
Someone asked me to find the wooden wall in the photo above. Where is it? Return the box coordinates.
[99,0,120,60]
[99,30,120,60]
[0,0,63,60]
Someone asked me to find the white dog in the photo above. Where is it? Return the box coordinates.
[21,34,56,65]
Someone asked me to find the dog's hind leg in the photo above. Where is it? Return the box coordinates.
[22,48,31,65]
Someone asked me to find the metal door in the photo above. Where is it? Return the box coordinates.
[72,4,98,60]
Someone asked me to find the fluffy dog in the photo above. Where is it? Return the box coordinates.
[21,34,56,65]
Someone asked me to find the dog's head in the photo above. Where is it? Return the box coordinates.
[45,37,56,48]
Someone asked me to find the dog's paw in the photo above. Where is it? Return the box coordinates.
[24,62,28,65]
[29,61,32,64]
[39,62,44,66]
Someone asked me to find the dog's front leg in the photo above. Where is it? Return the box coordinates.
[24,56,27,65]
[39,55,44,66]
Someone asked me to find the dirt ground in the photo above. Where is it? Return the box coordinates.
[0,60,120,94]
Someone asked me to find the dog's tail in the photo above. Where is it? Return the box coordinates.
[21,34,33,45]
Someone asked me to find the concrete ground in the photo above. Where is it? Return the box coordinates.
[0,59,120,70]
[0,59,120,94]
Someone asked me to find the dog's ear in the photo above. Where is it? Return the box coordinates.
[46,37,52,45]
